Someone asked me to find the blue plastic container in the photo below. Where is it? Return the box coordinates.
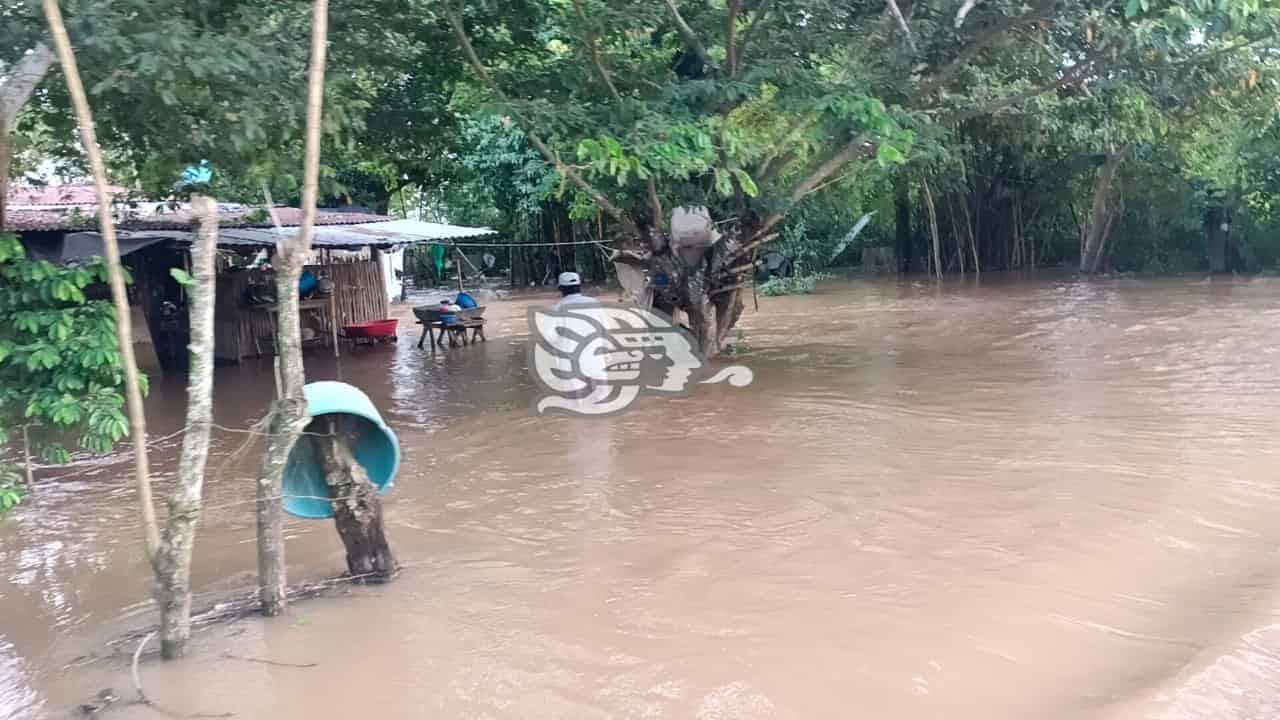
[281,381,400,519]
[299,270,319,296]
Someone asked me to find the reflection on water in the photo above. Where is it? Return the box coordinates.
[3,275,1280,719]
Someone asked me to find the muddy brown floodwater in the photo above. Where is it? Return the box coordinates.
[3,274,1280,719]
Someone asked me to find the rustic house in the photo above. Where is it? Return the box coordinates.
[5,188,495,370]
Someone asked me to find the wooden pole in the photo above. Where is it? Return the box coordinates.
[42,0,160,560]
[21,425,33,488]
[329,287,339,357]
[455,244,464,292]
[153,194,220,659]
[256,0,330,617]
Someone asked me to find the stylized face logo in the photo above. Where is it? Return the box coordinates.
[528,304,751,416]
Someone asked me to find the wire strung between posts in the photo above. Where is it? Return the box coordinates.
[411,238,617,248]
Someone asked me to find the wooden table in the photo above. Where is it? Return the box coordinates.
[254,297,340,358]
[417,318,486,350]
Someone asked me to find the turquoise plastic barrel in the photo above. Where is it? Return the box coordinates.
[282,381,400,519]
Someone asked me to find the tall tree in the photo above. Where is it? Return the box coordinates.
[256,0,331,616]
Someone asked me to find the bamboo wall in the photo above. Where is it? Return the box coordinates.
[213,257,389,363]
[326,258,390,329]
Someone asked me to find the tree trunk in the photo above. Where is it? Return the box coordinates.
[1206,205,1231,273]
[256,385,305,616]
[0,129,11,229]
[154,195,218,660]
[256,0,331,616]
[1080,148,1124,274]
[895,175,913,273]
[312,416,397,581]
[923,179,942,280]
[0,42,58,229]
[622,214,751,358]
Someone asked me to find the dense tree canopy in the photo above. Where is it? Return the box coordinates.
[5,0,1280,352]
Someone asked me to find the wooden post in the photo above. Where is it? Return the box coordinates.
[154,194,220,660]
[42,0,161,561]
[329,288,339,357]
[455,244,464,292]
[256,0,331,617]
[21,425,33,488]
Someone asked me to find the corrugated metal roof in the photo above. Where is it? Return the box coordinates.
[217,220,497,248]
[6,184,127,207]
[41,220,498,252]
[3,206,396,232]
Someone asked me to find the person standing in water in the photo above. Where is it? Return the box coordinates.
[553,271,596,310]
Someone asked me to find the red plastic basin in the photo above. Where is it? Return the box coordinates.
[343,319,398,338]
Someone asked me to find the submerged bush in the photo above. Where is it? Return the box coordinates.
[757,273,832,296]
[0,466,25,513]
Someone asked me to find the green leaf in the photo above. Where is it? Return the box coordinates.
[877,145,906,166]
[1125,0,1141,17]
[732,169,760,197]
[170,268,195,287]
[714,168,733,197]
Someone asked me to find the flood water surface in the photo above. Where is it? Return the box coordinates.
[3,275,1280,719]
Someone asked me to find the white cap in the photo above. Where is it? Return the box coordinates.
[557,271,581,287]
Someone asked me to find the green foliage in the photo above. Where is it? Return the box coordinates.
[0,465,25,513]
[723,329,751,357]
[169,268,195,287]
[758,273,832,297]
[10,0,1280,288]
[0,233,136,465]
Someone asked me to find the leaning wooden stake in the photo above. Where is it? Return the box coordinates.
[255,0,330,616]
[42,0,160,560]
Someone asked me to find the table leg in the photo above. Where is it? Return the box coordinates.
[418,326,427,349]
[329,292,340,358]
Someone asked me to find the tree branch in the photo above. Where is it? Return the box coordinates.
[294,0,330,265]
[756,151,796,187]
[955,0,980,29]
[611,248,650,267]
[946,49,1102,124]
[647,176,663,231]
[445,3,640,236]
[753,112,817,179]
[662,0,712,70]
[916,0,1059,96]
[737,0,775,70]
[885,0,918,54]
[571,0,623,102]
[1171,30,1280,67]
[726,0,743,77]
[790,135,874,202]
[754,135,875,239]
[0,42,56,129]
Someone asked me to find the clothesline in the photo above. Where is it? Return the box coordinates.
[417,238,618,249]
